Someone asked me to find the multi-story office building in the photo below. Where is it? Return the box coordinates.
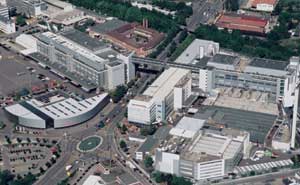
[0,6,15,34]
[34,30,126,91]
[7,0,46,17]
[128,68,192,125]
[155,117,250,181]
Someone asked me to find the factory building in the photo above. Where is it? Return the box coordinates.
[33,30,127,91]
[128,68,192,125]
[155,117,250,181]
[176,39,299,108]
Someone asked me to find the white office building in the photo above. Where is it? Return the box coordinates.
[7,0,46,17]
[155,117,250,181]
[128,68,192,125]
[0,6,15,34]
[34,30,127,91]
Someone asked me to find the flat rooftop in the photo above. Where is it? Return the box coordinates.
[182,131,243,162]
[195,105,277,143]
[90,19,128,34]
[210,54,240,65]
[248,58,289,71]
[169,117,205,138]
[43,0,73,9]
[143,68,189,101]
[61,29,107,52]
[252,0,277,7]
[174,39,219,64]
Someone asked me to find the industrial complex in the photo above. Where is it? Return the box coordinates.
[0,0,299,184]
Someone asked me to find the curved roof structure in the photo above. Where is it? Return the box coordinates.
[5,93,109,128]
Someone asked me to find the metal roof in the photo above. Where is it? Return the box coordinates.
[248,58,289,71]
[61,29,107,52]
[90,19,128,34]
[195,105,276,143]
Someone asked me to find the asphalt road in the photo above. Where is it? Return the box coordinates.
[187,0,224,31]
[212,169,300,185]
[34,139,77,185]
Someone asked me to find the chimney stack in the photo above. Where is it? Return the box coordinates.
[143,18,149,29]
[199,46,204,59]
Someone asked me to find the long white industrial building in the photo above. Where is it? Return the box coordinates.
[128,67,192,125]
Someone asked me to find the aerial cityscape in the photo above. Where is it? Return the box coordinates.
[0,0,299,185]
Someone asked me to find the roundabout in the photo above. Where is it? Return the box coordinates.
[77,135,103,153]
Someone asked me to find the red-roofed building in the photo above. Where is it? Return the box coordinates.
[251,0,277,12]
[215,13,269,35]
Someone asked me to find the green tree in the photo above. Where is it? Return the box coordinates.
[125,7,142,22]
[171,176,192,185]
[11,172,36,185]
[249,170,256,176]
[152,171,164,183]
[16,15,26,26]
[144,155,154,168]
[110,85,127,103]
[121,124,127,134]
[225,0,239,11]
[119,140,127,149]
[140,126,156,136]
[0,170,14,184]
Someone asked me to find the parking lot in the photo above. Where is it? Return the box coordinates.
[0,45,94,98]
[1,137,60,175]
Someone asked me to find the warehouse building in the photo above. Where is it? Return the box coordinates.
[155,116,250,181]
[32,30,128,91]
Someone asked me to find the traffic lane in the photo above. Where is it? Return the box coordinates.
[215,169,299,185]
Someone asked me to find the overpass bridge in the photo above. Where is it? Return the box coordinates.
[130,56,207,73]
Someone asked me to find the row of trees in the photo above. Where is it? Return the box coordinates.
[151,0,193,25]
[65,0,178,33]
[0,170,36,185]
[194,25,298,60]
[152,172,192,185]
[109,85,127,103]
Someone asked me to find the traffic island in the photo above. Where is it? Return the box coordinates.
[77,135,103,153]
